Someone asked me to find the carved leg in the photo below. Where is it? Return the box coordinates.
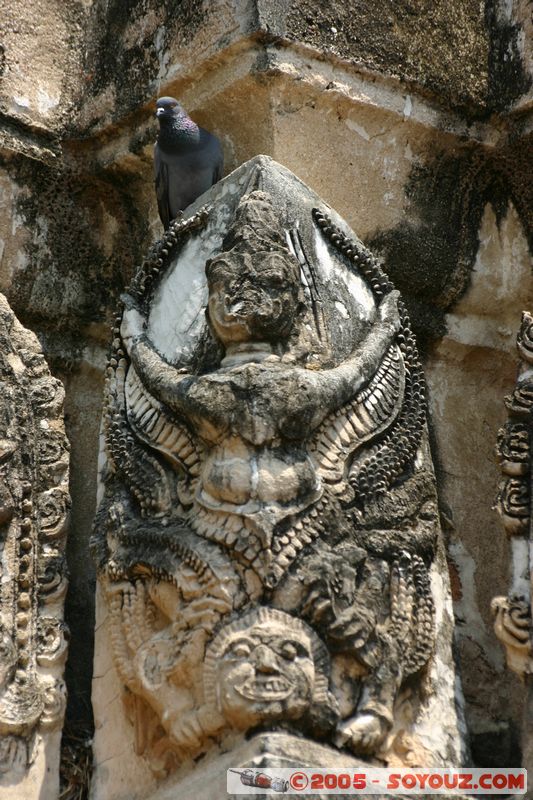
[336,554,432,756]
[168,704,225,752]
[336,713,390,754]
[336,656,399,754]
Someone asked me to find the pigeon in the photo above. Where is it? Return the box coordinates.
[154,96,224,229]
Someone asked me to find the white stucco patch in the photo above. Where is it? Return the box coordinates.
[445,203,533,352]
[335,300,349,318]
[36,88,60,114]
[148,234,211,361]
[313,225,375,321]
[12,94,31,110]
[403,94,412,118]
[448,537,504,670]
[345,118,370,141]
[511,537,530,599]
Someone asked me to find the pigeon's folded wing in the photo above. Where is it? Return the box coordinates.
[154,144,171,229]
[213,147,223,184]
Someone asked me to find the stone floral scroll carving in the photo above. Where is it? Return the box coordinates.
[94,185,440,775]
[492,311,533,677]
[492,596,532,676]
[0,294,69,774]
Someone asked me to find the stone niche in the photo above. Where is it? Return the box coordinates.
[0,294,70,800]
[91,156,466,800]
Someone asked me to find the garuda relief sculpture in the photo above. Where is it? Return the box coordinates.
[0,294,69,776]
[93,159,453,779]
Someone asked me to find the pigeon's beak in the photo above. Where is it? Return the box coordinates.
[155,107,165,117]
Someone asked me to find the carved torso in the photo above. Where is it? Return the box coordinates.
[197,437,321,511]
[130,358,340,518]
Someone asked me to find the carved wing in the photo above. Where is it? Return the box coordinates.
[125,365,203,481]
[310,344,405,495]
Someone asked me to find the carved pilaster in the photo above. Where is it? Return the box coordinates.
[492,311,533,677]
[0,295,69,797]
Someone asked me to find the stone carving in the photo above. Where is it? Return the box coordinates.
[492,596,532,676]
[204,607,334,731]
[0,294,69,775]
[93,159,457,780]
[492,311,533,677]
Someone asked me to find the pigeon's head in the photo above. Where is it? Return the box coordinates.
[155,96,186,120]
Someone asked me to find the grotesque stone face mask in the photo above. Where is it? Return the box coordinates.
[205,609,320,729]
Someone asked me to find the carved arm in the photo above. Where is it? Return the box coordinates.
[121,301,231,425]
[310,291,401,417]
[120,290,399,431]
[120,300,194,410]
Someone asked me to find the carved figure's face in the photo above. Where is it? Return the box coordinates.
[215,622,315,728]
[206,251,300,345]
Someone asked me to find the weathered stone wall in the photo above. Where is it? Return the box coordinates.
[0,0,531,791]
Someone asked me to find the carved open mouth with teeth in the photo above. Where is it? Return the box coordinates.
[235,675,292,702]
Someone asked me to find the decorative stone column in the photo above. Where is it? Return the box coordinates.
[0,295,70,799]
[492,312,533,784]
[492,311,533,676]
[91,156,466,800]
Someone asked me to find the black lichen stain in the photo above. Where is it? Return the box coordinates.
[285,0,531,117]
[81,0,210,128]
[285,0,490,115]
[486,2,532,112]
[4,154,150,336]
[367,135,533,351]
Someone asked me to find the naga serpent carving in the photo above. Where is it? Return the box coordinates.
[93,186,438,774]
